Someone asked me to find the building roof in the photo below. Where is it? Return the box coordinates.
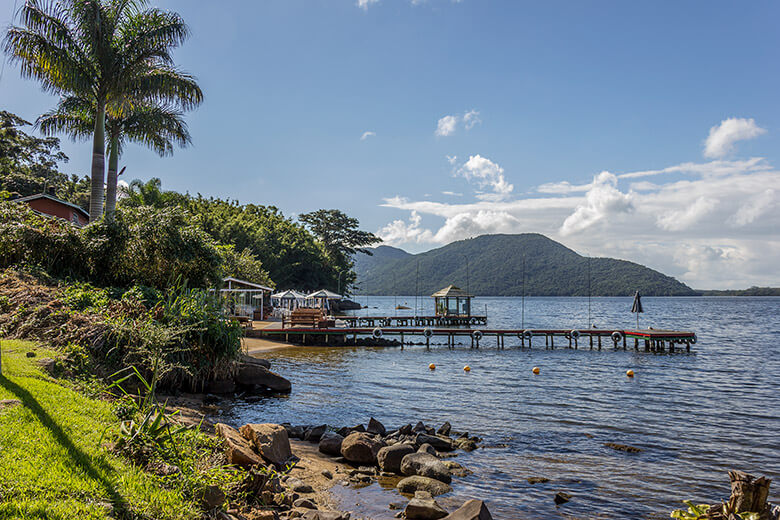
[14,193,89,220]
[431,285,473,298]
[222,277,273,291]
[306,289,342,300]
[271,289,307,300]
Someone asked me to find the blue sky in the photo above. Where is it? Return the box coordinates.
[2,0,779,288]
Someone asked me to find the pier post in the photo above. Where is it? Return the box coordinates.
[598,335,602,350]
[426,337,430,349]
[568,336,572,349]
[574,337,578,349]
[400,333,404,346]
[550,335,554,348]
[644,339,650,351]
[623,336,627,350]
[589,334,593,350]
[634,338,638,350]
[686,340,690,353]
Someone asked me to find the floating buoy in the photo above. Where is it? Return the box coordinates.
[626,369,635,377]
[532,366,540,375]
[464,365,471,372]
[372,328,382,339]
[429,363,436,370]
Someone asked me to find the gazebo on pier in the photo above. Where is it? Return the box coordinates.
[431,285,473,318]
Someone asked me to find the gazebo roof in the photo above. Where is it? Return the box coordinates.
[306,289,342,300]
[431,285,473,298]
[271,289,306,300]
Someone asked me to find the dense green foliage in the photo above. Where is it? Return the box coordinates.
[697,287,780,296]
[0,110,90,209]
[353,234,697,296]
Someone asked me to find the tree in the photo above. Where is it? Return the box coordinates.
[119,177,185,208]
[4,0,202,222]
[298,209,380,292]
[0,110,69,195]
[37,95,191,216]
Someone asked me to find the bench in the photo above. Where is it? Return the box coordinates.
[283,308,324,329]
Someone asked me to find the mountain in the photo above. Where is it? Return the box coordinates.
[352,234,695,296]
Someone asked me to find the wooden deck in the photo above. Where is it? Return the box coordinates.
[334,315,488,327]
[247,326,697,352]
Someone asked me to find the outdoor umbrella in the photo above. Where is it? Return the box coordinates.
[631,291,643,328]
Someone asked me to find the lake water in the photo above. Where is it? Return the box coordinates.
[220,296,780,519]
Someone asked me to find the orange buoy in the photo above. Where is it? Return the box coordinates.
[464,365,471,372]
[429,363,436,370]
[626,369,635,377]
[532,366,540,375]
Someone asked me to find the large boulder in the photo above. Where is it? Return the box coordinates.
[215,423,263,468]
[397,476,452,496]
[239,424,292,466]
[441,500,493,520]
[340,432,385,465]
[377,443,415,474]
[406,491,448,520]
[401,452,452,484]
[318,432,344,456]
[240,354,271,368]
[304,424,328,443]
[235,363,291,393]
[416,433,454,452]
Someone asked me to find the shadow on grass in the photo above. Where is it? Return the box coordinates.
[0,374,139,519]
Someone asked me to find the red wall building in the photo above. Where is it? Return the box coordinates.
[14,194,90,227]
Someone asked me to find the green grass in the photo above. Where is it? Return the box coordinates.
[0,340,201,520]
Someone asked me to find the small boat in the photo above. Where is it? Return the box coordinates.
[396,304,411,310]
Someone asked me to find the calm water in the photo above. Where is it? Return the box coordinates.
[220,296,780,519]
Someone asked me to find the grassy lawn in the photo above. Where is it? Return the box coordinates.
[0,339,200,520]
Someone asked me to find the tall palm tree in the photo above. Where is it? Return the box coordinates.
[4,0,202,222]
[37,95,191,216]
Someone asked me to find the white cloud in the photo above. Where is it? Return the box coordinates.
[729,188,775,227]
[537,180,592,194]
[435,115,458,137]
[442,191,463,196]
[619,157,771,180]
[357,0,379,10]
[457,155,513,197]
[656,196,718,231]
[703,117,766,159]
[463,110,481,130]
[377,211,433,245]
[559,171,634,235]
[360,131,376,141]
[434,109,481,136]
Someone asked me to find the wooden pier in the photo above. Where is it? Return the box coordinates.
[248,326,697,353]
[333,315,488,327]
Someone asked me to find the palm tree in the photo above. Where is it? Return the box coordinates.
[37,95,191,216]
[4,0,202,222]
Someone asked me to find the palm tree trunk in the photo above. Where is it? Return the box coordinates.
[89,100,106,222]
[105,133,119,218]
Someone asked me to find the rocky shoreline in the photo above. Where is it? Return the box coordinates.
[213,417,492,520]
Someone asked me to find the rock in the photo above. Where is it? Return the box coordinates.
[240,424,293,466]
[0,399,22,411]
[400,452,452,484]
[247,511,278,520]
[340,432,385,465]
[554,492,571,505]
[416,433,454,452]
[397,476,452,496]
[206,379,236,394]
[399,423,413,435]
[389,502,404,510]
[440,500,493,520]
[321,469,333,479]
[286,425,306,439]
[604,442,642,453]
[197,484,226,509]
[235,363,291,393]
[293,498,317,509]
[367,417,386,436]
[437,422,451,436]
[527,476,550,484]
[304,424,328,443]
[240,354,271,368]
[442,461,472,477]
[413,421,427,432]
[25,351,36,358]
[215,423,263,468]
[286,477,314,493]
[36,357,57,375]
[377,443,416,474]
[406,490,448,520]
[454,438,478,452]
[418,443,438,456]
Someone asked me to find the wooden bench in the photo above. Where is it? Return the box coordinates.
[283,308,324,329]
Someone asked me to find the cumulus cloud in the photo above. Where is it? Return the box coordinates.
[729,188,775,227]
[435,115,458,137]
[360,131,376,141]
[377,211,434,245]
[656,196,719,231]
[559,172,634,235]
[457,155,513,198]
[434,109,481,136]
[703,117,766,159]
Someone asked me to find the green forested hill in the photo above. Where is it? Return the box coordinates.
[353,234,696,296]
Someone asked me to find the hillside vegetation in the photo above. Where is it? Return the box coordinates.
[354,234,696,296]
